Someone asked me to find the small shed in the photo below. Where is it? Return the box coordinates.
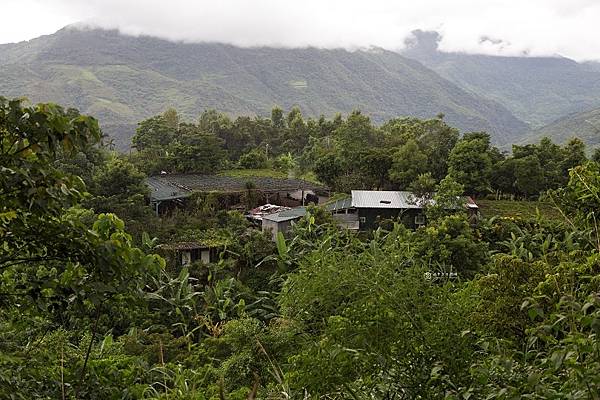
[262,207,307,241]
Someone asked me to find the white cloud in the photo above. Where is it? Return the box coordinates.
[1,0,599,61]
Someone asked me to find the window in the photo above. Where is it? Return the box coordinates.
[415,214,425,225]
[359,217,366,223]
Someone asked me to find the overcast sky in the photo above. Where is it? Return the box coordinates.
[2,0,599,61]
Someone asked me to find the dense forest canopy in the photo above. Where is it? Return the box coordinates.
[130,106,589,199]
[3,97,600,399]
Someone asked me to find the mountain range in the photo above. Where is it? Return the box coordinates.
[0,26,599,150]
[526,107,600,148]
[403,31,600,138]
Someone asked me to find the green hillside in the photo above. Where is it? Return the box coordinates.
[0,26,528,150]
[522,107,600,147]
[404,30,600,130]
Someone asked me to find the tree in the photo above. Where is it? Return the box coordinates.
[490,158,516,195]
[389,139,427,189]
[314,153,344,188]
[1,98,101,271]
[536,137,563,189]
[239,148,268,169]
[132,113,175,151]
[270,106,285,130]
[560,137,587,179]
[413,214,488,278]
[447,135,492,196]
[513,155,545,197]
[334,110,376,163]
[0,99,164,396]
[426,174,465,220]
[87,157,151,226]
[592,148,600,164]
[282,107,309,154]
[168,123,226,173]
[357,148,393,189]
[409,172,437,203]
[163,107,180,131]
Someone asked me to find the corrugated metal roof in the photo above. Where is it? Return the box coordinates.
[247,204,291,221]
[325,196,353,211]
[351,190,425,209]
[147,176,192,202]
[147,174,324,202]
[350,190,479,210]
[263,207,307,222]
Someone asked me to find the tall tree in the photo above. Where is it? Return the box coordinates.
[389,139,428,189]
[561,137,587,179]
[168,123,226,173]
[447,134,492,196]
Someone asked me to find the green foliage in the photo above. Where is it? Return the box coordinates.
[238,148,268,169]
[426,174,465,220]
[272,152,296,172]
[280,225,476,397]
[390,138,428,188]
[131,113,225,175]
[448,133,493,196]
[3,72,600,398]
[313,153,344,188]
[413,215,489,277]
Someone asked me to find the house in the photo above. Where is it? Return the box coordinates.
[351,190,430,230]
[157,241,220,267]
[246,204,292,226]
[146,174,326,215]
[262,207,307,240]
[327,190,478,231]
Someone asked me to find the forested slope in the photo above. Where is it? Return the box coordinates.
[524,107,600,147]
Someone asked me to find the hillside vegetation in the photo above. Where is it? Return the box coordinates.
[5,98,600,398]
[0,26,528,149]
[524,107,600,147]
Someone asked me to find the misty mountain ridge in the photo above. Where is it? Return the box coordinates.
[403,30,600,133]
[0,26,528,150]
[523,106,600,148]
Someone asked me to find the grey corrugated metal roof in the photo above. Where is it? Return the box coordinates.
[263,207,307,222]
[350,190,479,210]
[351,190,426,209]
[325,196,353,211]
[147,176,192,202]
[147,174,324,202]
